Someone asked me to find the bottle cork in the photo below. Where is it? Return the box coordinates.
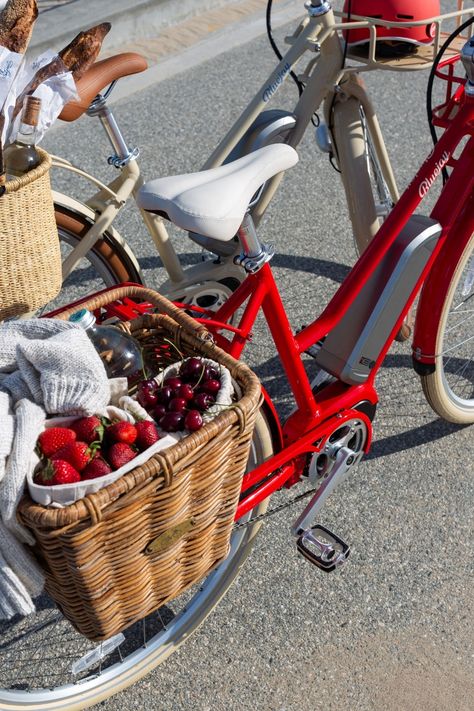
[22,96,41,127]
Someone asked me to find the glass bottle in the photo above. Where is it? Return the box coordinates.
[4,96,41,180]
[69,308,144,385]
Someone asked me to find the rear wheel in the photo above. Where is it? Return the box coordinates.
[0,412,275,710]
[421,233,474,423]
[40,205,143,314]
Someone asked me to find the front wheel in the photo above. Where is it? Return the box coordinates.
[0,413,275,710]
[421,232,474,423]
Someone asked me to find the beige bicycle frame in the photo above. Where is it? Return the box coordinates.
[51,1,473,293]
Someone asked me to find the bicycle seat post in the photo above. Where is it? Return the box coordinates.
[234,212,275,274]
[87,89,139,169]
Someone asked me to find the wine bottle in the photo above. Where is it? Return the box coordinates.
[4,95,41,179]
[69,308,144,385]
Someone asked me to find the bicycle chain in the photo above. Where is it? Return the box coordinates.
[232,484,319,530]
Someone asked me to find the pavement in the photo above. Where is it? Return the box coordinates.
[1,1,474,710]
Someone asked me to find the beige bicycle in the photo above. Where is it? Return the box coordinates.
[49,0,472,319]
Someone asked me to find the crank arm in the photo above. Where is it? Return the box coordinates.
[291,445,362,536]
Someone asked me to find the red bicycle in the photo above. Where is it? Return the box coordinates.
[1,20,474,711]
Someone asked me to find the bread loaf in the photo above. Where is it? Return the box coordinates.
[0,0,38,54]
[9,22,111,122]
[59,22,111,81]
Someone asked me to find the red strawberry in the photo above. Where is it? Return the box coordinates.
[37,428,76,457]
[106,443,137,470]
[51,441,93,472]
[106,421,137,445]
[34,460,81,486]
[135,420,160,451]
[82,455,112,480]
[71,416,105,445]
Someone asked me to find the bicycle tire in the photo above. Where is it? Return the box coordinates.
[332,96,393,256]
[420,232,474,423]
[0,412,274,710]
[45,204,143,313]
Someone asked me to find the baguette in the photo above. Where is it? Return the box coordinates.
[0,0,38,54]
[59,22,111,81]
[9,22,111,122]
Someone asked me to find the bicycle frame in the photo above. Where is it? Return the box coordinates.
[196,84,474,521]
[51,0,404,293]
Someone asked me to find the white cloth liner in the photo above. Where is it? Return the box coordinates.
[0,47,22,109]
[1,49,78,145]
[27,359,234,507]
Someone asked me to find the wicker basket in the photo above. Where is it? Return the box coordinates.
[0,149,61,320]
[18,286,262,641]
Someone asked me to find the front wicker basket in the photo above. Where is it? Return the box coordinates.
[0,149,62,320]
[18,286,262,641]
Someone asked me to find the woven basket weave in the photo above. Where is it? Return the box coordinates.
[18,286,262,641]
[0,149,61,320]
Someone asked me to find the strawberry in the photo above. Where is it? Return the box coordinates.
[37,428,76,458]
[82,455,112,480]
[71,416,105,445]
[106,421,137,445]
[34,460,81,486]
[106,443,137,470]
[135,420,160,451]
[51,441,93,472]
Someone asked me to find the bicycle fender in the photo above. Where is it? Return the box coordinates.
[413,196,474,367]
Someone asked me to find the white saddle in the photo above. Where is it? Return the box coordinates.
[137,144,299,241]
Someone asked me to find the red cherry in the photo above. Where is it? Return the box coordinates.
[164,376,182,390]
[152,404,167,421]
[201,379,221,395]
[175,384,194,401]
[169,397,187,412]
[137,389,158,410]
[138,379,158,393]
[204,365,220,381]
[156,386,173,405]
[185,410,203,432]
[192,393,214,412]
[160,412,185,432]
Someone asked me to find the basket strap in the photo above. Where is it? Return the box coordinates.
[83,494,104,525]
[230,402,247,436]
[152,450,174,488]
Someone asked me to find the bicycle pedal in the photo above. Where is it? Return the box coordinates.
[296,525,350,572]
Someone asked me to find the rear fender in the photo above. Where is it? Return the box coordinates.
[413,197,474,367]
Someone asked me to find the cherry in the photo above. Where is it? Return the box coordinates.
[151,404,167,421]
[193,393,214,412]
[160,411,185,432]
[204,365,220,381]
[175,384,194,401]
[201,379,221,396]
[156,385,173,405]
[138,378,158,393]
[164,376,182,390]
[169,397,187,412]
[137,389,158,410]
[185,410,203,432]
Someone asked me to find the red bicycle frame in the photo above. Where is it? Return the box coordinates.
[201,87,474,518]
[49,72,474,523]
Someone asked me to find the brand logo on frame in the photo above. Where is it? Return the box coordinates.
[418,151,450,197]
[263,63,291,102]
[0,59,13,79]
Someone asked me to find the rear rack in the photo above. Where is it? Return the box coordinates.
[331,2,474,73]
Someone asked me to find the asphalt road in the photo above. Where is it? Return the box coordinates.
[21,5,474,710]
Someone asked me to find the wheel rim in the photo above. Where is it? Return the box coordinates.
[0,421,271,709]
[439,251,474,411]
